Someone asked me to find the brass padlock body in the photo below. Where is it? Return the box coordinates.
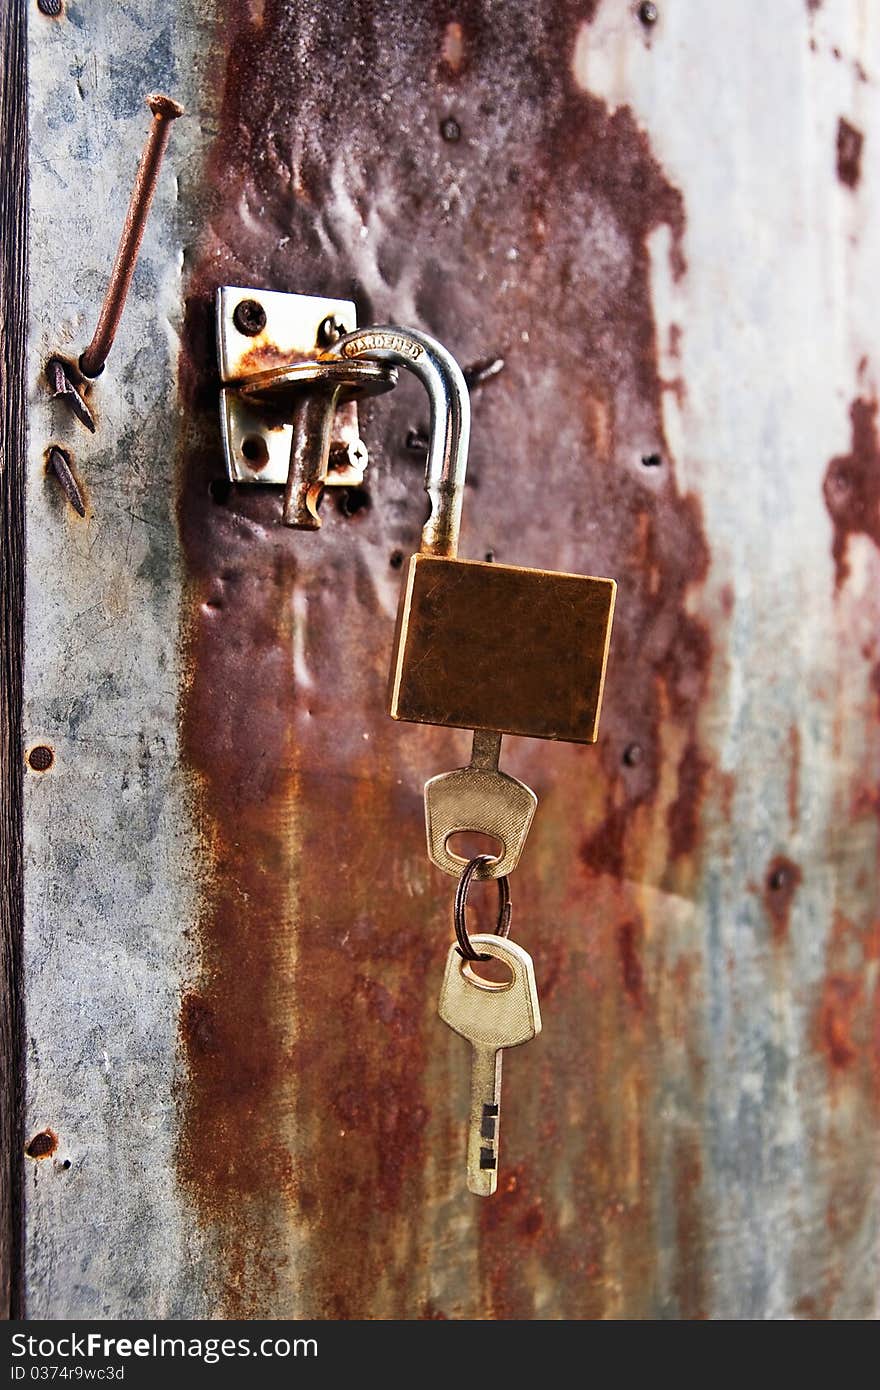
[388,555,616,743]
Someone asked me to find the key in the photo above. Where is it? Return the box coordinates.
[425,729,538,880]
[438,931,541,1196]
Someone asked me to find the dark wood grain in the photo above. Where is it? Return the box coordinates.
[0,0,27,1322]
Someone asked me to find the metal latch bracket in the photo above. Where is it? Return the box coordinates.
[216,286,396,527]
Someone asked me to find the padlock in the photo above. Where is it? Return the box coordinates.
[332,327,616,744]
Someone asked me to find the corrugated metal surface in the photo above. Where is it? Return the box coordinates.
[23,0,879,1318]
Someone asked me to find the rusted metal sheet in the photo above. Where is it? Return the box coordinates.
[23,0,880,1319]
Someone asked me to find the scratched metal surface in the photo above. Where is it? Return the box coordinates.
[23,0,879,1319]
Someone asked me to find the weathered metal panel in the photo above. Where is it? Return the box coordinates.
[23,0,880,1319]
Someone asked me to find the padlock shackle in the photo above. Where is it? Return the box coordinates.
[330,326,470,558]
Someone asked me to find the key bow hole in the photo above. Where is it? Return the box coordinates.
[461,956,515,991]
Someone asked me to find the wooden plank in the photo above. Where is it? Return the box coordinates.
[0,0,27,1323]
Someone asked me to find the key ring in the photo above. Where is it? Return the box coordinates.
[454,854,512,961]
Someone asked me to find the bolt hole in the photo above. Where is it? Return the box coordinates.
[484,550,495,563]
[209,478,232,504]
[440,116,462,143]
[641,453,663,468]
[241,435,269,470]
[28,745,54,773]
[622,743,644,767]
[336,486,371,517]
[390,550,405,569]
[60,1158,71,1170]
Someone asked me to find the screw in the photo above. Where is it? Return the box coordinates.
[46,446,86,517]
[317,315,345,347]
[638,2,659,25]
[232,298,267,337]
[346,438,369,471]
[79,93,183,379]
[25,1130,58,1158]
[27,745,55,772]
[46,358,96,433]
[440,116,461,143]
[37,0,63,14]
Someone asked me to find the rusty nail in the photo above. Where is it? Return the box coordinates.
[464,356,505,391]
[47,445,86,517]
[232,298,267,337]
[79,92,183,379]
[440,116,462,143]
[46,358,96,433]
[638,2,659,25]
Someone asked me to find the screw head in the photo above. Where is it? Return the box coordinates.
[638,2,659,25]
[347,438,369,471]
[232,299,267,337]
[28,745,55,772]
[317,315,345,347]
[37,0,63,16]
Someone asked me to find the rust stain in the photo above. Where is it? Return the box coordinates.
[235,339,313,377]
[25,1130,58,1160]
[763,855,803,942]
[824,397,880,590]
[820,977,860,1070]
[616,918,645,1010]
[812,910,880,1315]
[672,1132,707,1319]
[836,117,864,190]
[788,725,801,826]
[176,0,707,1318]
[667,742,711,862]
[813,911,879,1087]
[870,662,880,719]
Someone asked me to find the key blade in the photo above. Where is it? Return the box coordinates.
[438,935,541,1198]
[468,1045,502,1196]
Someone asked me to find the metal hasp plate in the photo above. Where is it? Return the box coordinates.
[388,555,616,741]
[216,286,395,508]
